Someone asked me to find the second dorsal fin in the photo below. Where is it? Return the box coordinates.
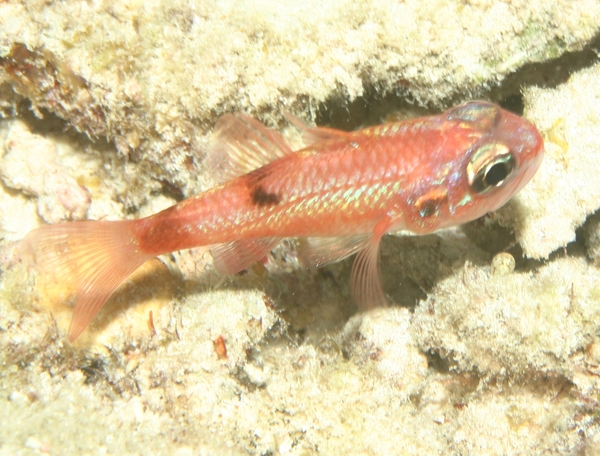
[207,113,293,184]
[284,111,354,146]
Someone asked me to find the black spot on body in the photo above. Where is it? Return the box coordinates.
[250,186,280,206]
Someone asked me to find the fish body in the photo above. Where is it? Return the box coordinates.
[21,101,544,341]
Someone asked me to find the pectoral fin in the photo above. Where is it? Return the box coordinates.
[350,217,393,310]
[350,236,387,310]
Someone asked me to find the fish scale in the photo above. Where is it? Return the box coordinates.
[20,101,544,341]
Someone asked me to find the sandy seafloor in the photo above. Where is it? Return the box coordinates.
[2,1,600,455]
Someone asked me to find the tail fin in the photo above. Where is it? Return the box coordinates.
[19,220,153,341]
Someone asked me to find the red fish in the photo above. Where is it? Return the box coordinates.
[20,101,544,341]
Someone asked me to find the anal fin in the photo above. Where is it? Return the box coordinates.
[298,234,370,268]
[298,232,388,310]
[211,237,281,275]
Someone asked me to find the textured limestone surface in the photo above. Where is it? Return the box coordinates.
[1,0,600,455]
[0,120,91,224]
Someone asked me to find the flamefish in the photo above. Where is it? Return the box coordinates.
[21,101,544,341]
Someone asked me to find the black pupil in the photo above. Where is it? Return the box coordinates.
[485,162,509,187]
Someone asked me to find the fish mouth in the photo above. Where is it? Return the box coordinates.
[512,145,544,194]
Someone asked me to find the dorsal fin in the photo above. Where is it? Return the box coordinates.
[284,111,354,146]
[207,113,293,184]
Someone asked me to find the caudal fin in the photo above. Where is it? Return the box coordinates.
[19,220,153,341]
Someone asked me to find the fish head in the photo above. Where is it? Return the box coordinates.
[403,101,544,234]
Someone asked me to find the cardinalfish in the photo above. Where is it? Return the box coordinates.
[20,101,544,341]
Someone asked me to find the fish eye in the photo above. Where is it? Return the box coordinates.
[467,143,516,194]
